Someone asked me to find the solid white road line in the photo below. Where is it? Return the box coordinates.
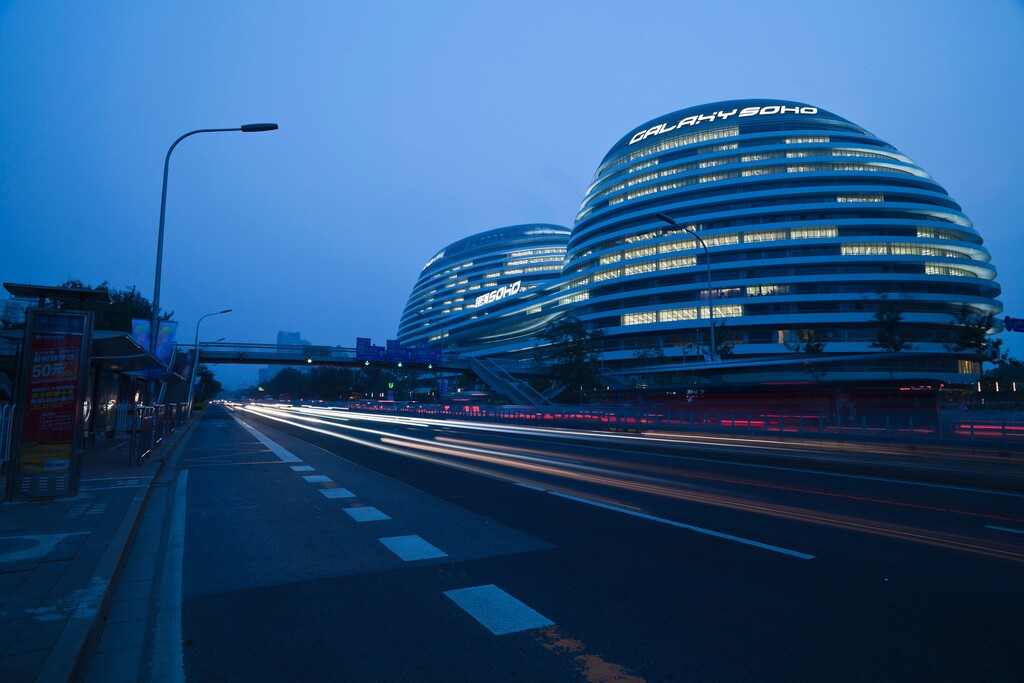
[227,412,302,462]
[320,488,356,499]
[378,535,448,561]
[985,525,1024,536]
[152,470,188,683]
[302,474,332,483]
[548,490,816,560]
[290,465,315,472]
[444,584,554,636]
[343,506,392,522]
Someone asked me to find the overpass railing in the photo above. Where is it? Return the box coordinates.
[188,342,358,363]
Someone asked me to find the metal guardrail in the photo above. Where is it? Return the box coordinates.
[0,403,14,465]
[0,401,191,469]
[126,402,189,466]
[115,402,132,432]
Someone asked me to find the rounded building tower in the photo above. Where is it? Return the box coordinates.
[398,224,570,355]
[561,99,1001,382]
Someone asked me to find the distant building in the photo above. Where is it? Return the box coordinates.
[277,331,309,347]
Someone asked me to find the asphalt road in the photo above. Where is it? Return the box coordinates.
[170,404,1024,682]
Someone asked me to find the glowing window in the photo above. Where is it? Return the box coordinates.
[791,226,838,239]
[659,256,696,270]
[745,229,788,243]
[622,311,657,326]
[659,308,698,322]
[625,262,657,276]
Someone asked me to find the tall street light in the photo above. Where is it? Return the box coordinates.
[655,213,717,362]
[187,309,232,414]
[150,123,278,399]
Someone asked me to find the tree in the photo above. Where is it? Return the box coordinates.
[946,305,998,380]
[629,340,666,395]
[869,295,912,354]
[632,341,666,367]
[986,349,1024,383]
[264,368,310,397]
[60,279,174,331]
[788,329,827,381]
[869,295,912,380]
[697,320,735,360]
[3,279,173,337]
[352,367,396,397]
[193,364,223,403]
[537,317,604,401]
[307,367,356,401]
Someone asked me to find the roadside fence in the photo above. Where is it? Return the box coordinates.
[0,403,13,465]
[0,401,192,469]
[125,402,190,466]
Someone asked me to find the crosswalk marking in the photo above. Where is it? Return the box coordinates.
[343,506,392,522]
[444,585,554,635]
[320,488,356,499]
[379,535,447,561]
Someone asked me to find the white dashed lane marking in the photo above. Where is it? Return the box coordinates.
[379,535,448,561]
[302,475,332,483]
[320,488,356,499]
[290,465,315,472]
[444,584,554,635]
[344,507,392,522]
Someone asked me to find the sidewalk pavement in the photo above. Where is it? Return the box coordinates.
[0,419,196,683]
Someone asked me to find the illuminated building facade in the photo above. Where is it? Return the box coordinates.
[398,224,570,356]
[400,100,1002,385]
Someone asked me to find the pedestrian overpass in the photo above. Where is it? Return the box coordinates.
[179,341,563,405]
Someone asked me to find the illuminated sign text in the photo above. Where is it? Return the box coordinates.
[475,280,522,307]
[629,105,819,145]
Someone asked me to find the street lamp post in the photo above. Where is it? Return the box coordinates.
[150,123,277,401]
[187,309,232,414]
[655,213,717,361]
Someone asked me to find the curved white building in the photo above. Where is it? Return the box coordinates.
[558,99,1001,383]
[400,100,1002,386]
[398,224,570,356]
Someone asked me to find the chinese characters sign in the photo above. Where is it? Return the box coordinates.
[7,310,92,500]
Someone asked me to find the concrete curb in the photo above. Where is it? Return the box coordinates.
[36,417,202,683]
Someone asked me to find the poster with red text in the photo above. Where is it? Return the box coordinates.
[18,331,82,473]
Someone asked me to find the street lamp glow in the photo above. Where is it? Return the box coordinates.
[655,213,717,362]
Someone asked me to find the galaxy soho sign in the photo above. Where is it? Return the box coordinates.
[629,104,819,145]
[475,280,522,307]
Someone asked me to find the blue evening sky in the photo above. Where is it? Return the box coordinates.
[1,0,1022,388]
